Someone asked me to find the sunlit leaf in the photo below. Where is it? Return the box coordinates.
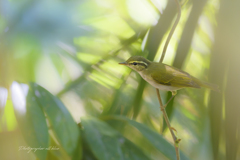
[3,100,17,131]
[88,16,135,38]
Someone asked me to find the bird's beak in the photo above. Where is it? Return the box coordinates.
[119,62,128,65]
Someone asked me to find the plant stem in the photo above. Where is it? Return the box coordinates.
[156,89,180,160]
[156,0,182,160]
[159,0,181,63]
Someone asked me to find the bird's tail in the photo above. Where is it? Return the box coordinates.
[199,80,220,92]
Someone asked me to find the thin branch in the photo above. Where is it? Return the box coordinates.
[159,0,182,63]
[156,89,177,141]
[156,0,182,160]
[156,88,180,160]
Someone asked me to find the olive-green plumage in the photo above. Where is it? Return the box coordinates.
[119,56,219,92]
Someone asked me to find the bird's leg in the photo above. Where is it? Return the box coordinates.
[163,91,177,109]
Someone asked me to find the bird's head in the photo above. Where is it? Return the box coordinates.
[119,56,150,72]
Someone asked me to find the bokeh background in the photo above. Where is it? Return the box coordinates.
[0,0,240,160]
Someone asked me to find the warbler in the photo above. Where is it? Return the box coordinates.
[119,56,219,107]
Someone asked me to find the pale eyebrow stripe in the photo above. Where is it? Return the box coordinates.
[130,61,148,67]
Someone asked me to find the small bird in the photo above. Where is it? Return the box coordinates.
[119,56,219,107]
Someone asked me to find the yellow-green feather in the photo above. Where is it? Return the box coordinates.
[149,62,201,88]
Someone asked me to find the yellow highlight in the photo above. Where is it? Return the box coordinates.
[126,0,159,25]
[77,53,101,64]
[87,16,135,39]
[3,100,17,131]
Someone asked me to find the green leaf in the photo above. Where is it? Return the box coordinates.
[127,119,190,160]
[72,127,83,160]
[102,115,190,160]
[46,135,73,160]
[11,82,49,160]
[81,117,151,160]
[30,82,80,158]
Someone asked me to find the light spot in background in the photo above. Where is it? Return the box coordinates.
[57,41,77,56]
[198,15,214,42]
[192,32,210,54]
[0,87,8,109]
[60,54,82,82]
[141,30,149,51]
[77,52,101,64]
[4,100,18,131]
[36,55,64,94]
[126,0,159,26]
[11,82,28,116]
[61,92,86,123]
[89,16,135,39]
[35,90,40,97]
[94,0,112,8]
[149,0,167,13]
[20,84,29,97]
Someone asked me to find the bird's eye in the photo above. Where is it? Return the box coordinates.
[133,62,137,66]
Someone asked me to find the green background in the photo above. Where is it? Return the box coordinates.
[0,0,239,160]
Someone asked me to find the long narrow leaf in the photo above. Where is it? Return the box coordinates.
[127,119,190,160]
[102,115,190,160]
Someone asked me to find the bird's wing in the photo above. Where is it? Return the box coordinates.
[151,64,200,88]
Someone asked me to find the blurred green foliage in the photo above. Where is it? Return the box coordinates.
[0,0,240,160]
